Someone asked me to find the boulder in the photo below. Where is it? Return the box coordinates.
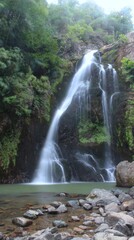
[115,161,134,187]
[86,189,119,206]
[93,232,127,240]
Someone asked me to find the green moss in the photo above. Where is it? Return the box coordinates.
[0,129,21,170]
[125,101,134,151]
[101,47,118,64]
[51,59,73,93]
[78,119,110,145]
[121,58,134,85]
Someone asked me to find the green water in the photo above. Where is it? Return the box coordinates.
[0,182,122,225]
[0,182,116,195]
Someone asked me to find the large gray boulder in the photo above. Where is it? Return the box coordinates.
[115,161,134,187]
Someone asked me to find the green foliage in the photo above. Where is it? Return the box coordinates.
[48,1,133,45]
[0,47,33,117]
[67,22,93,42]
[121,58,134,85]
[107,7,133,39]
[0,129,21,170]
[101,48,118,64]
[117,34,128,44]
[32,75,51,121]
[119,57,134,154]
[0,47,51,121]
[125,100,134,151]
[78,119,109,144]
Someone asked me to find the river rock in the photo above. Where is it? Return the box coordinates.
[115,161,134,187]
[95,223,109,233]
[118,192,132,203]
[83,203,92,210]
[52,220,68,228]
[57,204,68,213]
[121,199,134,211]
[93,232,128,240]
[23,209,40,219]
[106,212,134,228]
[51,201,62,208]
[71,216,80,221]
[94,216,104,224]
[114,219,133,236]
[48,206,58,214]
[0,232,4,240]
[129,187,134,198]
[104,202,120,213]
[86,189,119,206]
[12,217,33,227]
[73,227,84,234]
[72,238,92,240]
[67,200,80,208]
[79,199,87,206]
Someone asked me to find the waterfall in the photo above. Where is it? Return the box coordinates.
[99,64,120,181]
[32,50,120,184]
[33,50,97,183]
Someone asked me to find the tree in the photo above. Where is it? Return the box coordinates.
[108,7,133,39]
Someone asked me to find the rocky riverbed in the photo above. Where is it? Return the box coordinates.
[0,187,134,240]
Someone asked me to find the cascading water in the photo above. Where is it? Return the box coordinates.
[33,50,120,183]
[99,64,120,181]
[33,50,98,183]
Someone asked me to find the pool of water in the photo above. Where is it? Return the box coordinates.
[0,182,123,236]
[0,181,116,195]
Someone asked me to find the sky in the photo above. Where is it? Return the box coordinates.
[47,0,134,24]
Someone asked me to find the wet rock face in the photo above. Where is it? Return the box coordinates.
[115,160,134,187]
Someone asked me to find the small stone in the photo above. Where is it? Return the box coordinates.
[71,216,80,221]
[48,206,58,214]
[52,220,68,228]
[73,227,84,234]
[99,207,105,216]
[79,199,87,206]
[57,204,68,213]
[95,216,104,224]
[90,213,100,217]
[83,221,93,226]
[58,193,67,197]
[12,217,33,227]
[67,200,79,208]
[84,216,94,221]
[79,225,89,230]
[83,203,92,210]
[23,209,39,219]
[51,201,62,208]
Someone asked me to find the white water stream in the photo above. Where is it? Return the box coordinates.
[33,50,120,183]
[33,50,97,183]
